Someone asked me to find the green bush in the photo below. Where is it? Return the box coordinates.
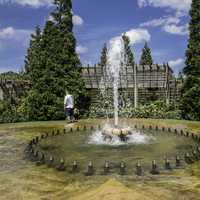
[180,83,200,121]
[18,90,65,121]
[88,99,181,120]
[0,100,26,123]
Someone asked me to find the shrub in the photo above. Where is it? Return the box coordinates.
[88,100,181,120]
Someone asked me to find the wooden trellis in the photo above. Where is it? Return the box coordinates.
[82,64,180,106]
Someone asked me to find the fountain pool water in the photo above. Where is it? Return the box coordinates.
[34,127,199,172]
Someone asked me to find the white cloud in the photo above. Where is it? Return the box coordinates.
[140,13,188,36]
[0,27,32,48]
[169,58,184,68]
[124,28,151,44]
[0,27,15,39]
[138,0,191,36]
[73,15,84,26]
[138,0,147,7]
[0,0,52,8]
[163,23,189,35]
[137,0,191,12]
[76,45,88,54]
[0,27,32,41]
[140,16,180,27]
[47,14,84,26]
[140,18,165,27]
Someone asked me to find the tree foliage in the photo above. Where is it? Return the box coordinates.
[21,0,85,121]
[181,0,200,120]
[99,43,108,67]
[24,26,42,80]
[122,34,134,66]
[140,42,153,65]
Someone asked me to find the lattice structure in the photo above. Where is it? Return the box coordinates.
[82,63,180,106]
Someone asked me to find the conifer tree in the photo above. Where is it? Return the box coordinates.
[122,34,134,66]
[21,0,85,120]
[140,42,153,65]
[99,43,107,67]
[50,0,84,96]
[181,0,200,120]
[24,26,42,80]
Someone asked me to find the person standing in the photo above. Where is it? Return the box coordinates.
[64,91,74,122]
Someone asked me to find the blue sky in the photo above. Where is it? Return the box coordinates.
[0,0,191,75]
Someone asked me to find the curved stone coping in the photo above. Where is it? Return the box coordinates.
[24,124,200,176]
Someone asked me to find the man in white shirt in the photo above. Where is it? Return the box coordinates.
[64,91,74,122]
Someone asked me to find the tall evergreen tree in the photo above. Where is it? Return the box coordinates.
[181,0,200,120]
[20,0,85,120]
[139,42,153,65]
[99,43,107,67]
[24,26,42,80]
[122,34,134,66]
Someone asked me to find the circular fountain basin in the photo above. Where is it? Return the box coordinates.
[33,127,199,173]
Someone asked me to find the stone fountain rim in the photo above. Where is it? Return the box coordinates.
[25,124,200,176]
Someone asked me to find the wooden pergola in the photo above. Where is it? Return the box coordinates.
[82,63,180,106]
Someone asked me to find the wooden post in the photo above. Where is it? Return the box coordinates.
[87,66,93,89]
[134,64,138,108]
[165,63,170,105]
[101,64,107,90]
[94,64,99,89]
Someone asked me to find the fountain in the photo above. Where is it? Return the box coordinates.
[106,36,124,128]
[24,34,200,177]
[98,35,141,142]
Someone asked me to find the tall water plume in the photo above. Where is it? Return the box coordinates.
[106,36,125,127]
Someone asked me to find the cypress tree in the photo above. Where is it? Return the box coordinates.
[181,0,200,120]
[20,0,85,121]
[140,42,153,65]
[99,43,107,67]
[122,34,134,66]
[50,0,84,97]
[24,26,42,80]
